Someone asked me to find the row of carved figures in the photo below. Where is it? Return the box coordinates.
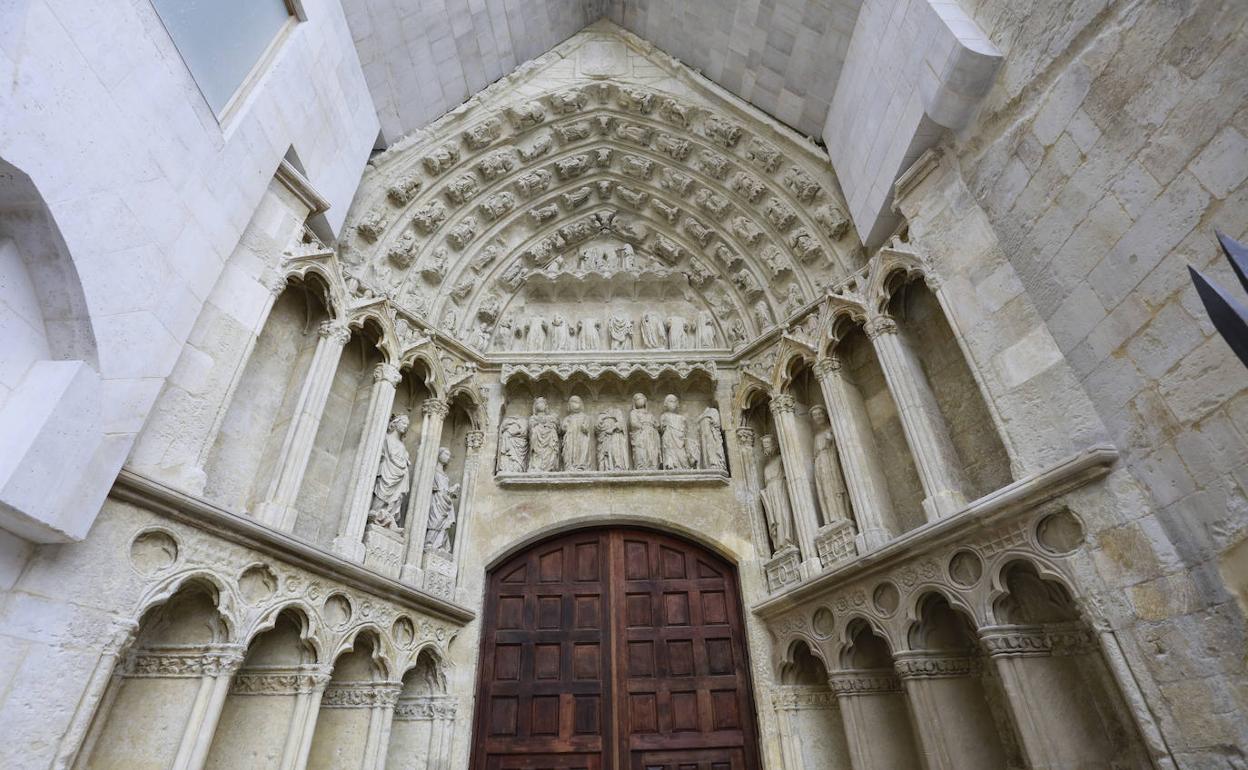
[495,311,723,351]
[497,394,727,473]
[366,414,459,552]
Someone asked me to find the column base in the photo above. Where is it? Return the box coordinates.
[332,534,367,564]
[922,489,968,521]
[857,526,893,552]
[252,500,298,531]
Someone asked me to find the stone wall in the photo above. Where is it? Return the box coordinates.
[908,0,1248,760]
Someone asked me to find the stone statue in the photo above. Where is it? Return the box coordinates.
[617,243,638,271]
[696,311,717,348]
[424,447,459,551]
[641,312,666,349]
[579,317,603,350]
[629,393,661,470]
[596,408,629,471]
[560,396,593,471]
[497,415,528,473]
[525,315,547,350]
[496,317,514,351]
[667,315,691,349]
[697,406,727,471]
[811,406,852,524]
[658,394,693,470]
[608,314,635,349]
[472,321,492,350]
[528,397,560,472]
[760,434,795,552]
[368,414,412,530]
[550,313,574,351]
[753,299,773,329]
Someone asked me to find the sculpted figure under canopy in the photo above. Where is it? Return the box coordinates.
[579,318,603,350]
[760,434,795,552]
[525,315,547,350]
[561,396,593,471]
[667,315,691,350]
[697,406,727,471]
[497,415,528,473]
[424,447,460,551]
[528,397,561,472]
[696,311,717,348]
[369,414,412,530]
[608,315,634,349]
[658,394,693,470]
[596,408,629,471]
[640,312,666,349]
[629,393,661,470]
[811,406,853,524]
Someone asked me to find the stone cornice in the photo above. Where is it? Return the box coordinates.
[275,159,330,216]
[109,469,475,624]
[752,444,1119,619]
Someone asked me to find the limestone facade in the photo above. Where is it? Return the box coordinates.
[0,4,1245,770]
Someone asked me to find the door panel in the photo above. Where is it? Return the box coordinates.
[472,528,760,770]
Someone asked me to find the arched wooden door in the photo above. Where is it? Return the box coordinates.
[471,527,762,770]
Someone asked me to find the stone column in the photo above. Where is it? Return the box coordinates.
[334,363,403,561]
[165,644,246,770]
[829,669,923,770]
[865,314,968,520]
[894,652,1006,770]
[254,319,351,531]
[733,427,770,553]
[981,623,1118,769]
[813,356,896,550]
[400,398,449,585]
[769,394,821,575]
[275,665,332,770]
[363,683,403,770]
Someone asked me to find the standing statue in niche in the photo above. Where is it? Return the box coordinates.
[424,448,459,551]
[550,313,574,351]
[497,415,528,473]
[811,406,853,524]
[528,397,561,472]
[617,243,638,272]
[608,314,635,349]
[760,434,795,552]
[368,414,412,530]
[696,311,717,348]
[641,312,667,349]
[658,394,693,470]
[561,396,593,471]
[525,315,548,350]
[666,315,692,350]
[596,408,629,471]
[496,317,514,351]
[697,406,727,472]
[629,393,661,470]
[579,318,603,350]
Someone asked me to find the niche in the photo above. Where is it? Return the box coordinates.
[204,278,332,514]
[307,632,390,770]
[81,582,230,770]
[834,324,925,534]
[740,389,787,556]
[496,369,726,481]
[294,321,386,548]
[385,650,453,770]
[776,640,851,770]
[886,278,1012,499]
[204,609,318,769]
[835,621,923,769]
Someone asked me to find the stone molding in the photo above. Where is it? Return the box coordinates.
[496,468,729,487]
[230,665,334,695]
[980,623,1095,658]
[320,681,403,709]
[828,669,902,696]
[771,686,839,710]
[124,644,245,679]
[500,360,717,384]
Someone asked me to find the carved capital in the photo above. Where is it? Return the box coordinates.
[422,398,450,418]
[893,652,976,680]
[465,430,485,452]
[769,394,797,415]
[863,315,898,340]
[262,270,289,297]
[735,426,756,447]
[813,356,842,380]
[319,320,352,345]
[828,669,902,696]
[374,363,402,385]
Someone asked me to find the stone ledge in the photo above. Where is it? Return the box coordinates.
[495,468,730,486]
[109,469,475,624]
[752,444,1119,618]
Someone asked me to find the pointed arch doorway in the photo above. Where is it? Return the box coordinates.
[470,527,762,770]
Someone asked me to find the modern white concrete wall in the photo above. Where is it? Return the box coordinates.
[0,0,379,546]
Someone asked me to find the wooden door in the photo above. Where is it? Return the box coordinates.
[471,528,761,770]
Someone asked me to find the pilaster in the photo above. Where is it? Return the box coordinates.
[769,394,821,575]
[334,363,403,561]
[401,398,449,585]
